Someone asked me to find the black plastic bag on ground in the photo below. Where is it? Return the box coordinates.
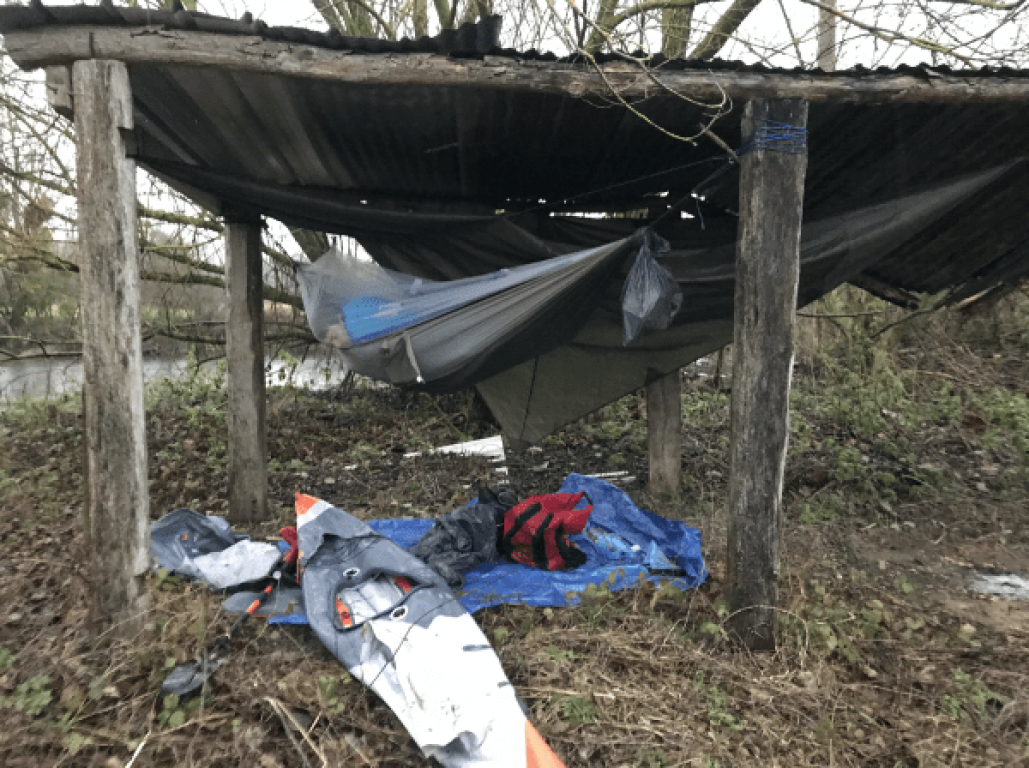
[407,486,517,587]
[621,231,682,345]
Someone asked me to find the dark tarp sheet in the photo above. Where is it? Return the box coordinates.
[478,166,1014,442]
[151,159,1017,442]
[270,473,706,625]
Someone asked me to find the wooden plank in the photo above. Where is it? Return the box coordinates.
[73,59,150,639]
[225,218,268,525]
[726,98,808,650]
[9,28,1029,104]
[646,370,682,495]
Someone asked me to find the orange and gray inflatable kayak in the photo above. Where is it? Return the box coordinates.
[295,493,566,767]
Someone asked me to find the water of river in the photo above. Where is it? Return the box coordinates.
[0,353,350,400]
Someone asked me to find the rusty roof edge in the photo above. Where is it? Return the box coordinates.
[4,2,1029,80]
[9,26,1029,105]
[0,3,506,57]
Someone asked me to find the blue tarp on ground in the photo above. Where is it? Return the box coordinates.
[269,473,706,624]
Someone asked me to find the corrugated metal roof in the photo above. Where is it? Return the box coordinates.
[0,3,505,56]
[2,2,1028,308]
[4,2,1029,79]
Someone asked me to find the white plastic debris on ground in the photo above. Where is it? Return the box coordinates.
[971,571,1029,600]
[405,435,508,475]
[586,470,636,486]
[191,540,283,590]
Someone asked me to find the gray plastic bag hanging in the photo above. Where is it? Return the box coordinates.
[621,231,682,345]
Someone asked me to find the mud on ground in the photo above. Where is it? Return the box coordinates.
[0,344,1027,767]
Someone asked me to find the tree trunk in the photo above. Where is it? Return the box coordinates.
[433,0,455,30]
[647,371,682,495]
[413,0,429,38]
[817,0,838,71]
[661,4,693,58]
[584,0,620,53]
[726,98,808,650]
[690,0,763,61]
[74,59,151,640]
[225,219,269,525]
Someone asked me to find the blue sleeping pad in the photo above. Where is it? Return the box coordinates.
[342,296,422,344]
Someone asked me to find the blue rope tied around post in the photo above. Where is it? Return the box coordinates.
[737,119,807,156]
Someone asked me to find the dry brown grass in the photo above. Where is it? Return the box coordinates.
[2,291,1029,766]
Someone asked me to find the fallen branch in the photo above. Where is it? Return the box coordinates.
[869,307,940,340]
[265,699,314,768]
[264,697,327,767]
[796,310,885,319]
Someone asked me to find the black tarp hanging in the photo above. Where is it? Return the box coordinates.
[290,164,1012,444]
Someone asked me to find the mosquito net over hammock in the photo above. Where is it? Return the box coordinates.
[297,231,680,391]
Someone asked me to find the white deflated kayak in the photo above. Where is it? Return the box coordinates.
[295,493,565,767]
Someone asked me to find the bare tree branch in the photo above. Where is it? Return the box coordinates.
[800,0,976,66]
[690,0,764,60]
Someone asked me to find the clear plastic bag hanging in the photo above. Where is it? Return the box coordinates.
[620,231,682,345]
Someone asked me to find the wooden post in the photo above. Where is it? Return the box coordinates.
[714,346,726,391]
[225,218,268,525]
[647,370,682,495]
[73,60,150,638]
[726,99,808,650]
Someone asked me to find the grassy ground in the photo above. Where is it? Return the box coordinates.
[0,288,1028,767]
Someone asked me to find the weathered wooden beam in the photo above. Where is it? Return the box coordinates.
[8,28,1029,104]
[225,218,268,525]
[726,98,808,650]
[647,369,682,495]
[73,59,150,639]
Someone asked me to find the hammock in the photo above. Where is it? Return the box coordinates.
[297,233,675,389]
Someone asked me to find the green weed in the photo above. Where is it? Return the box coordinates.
[798,493,846,524]
[693,672,745,732]
[551,694,597,725]
[157,691,210,728]
[635,748,669,767]
[973,388,1029,457]
[61,732,94,755]
[318,674,352,714]
[940,669,1003,723]
[0,673,52,717]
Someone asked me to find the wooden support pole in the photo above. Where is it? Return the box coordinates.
[225,218,268,525]
[73,60,150,639]
[647,370,682,495]
[726,99,808,650]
